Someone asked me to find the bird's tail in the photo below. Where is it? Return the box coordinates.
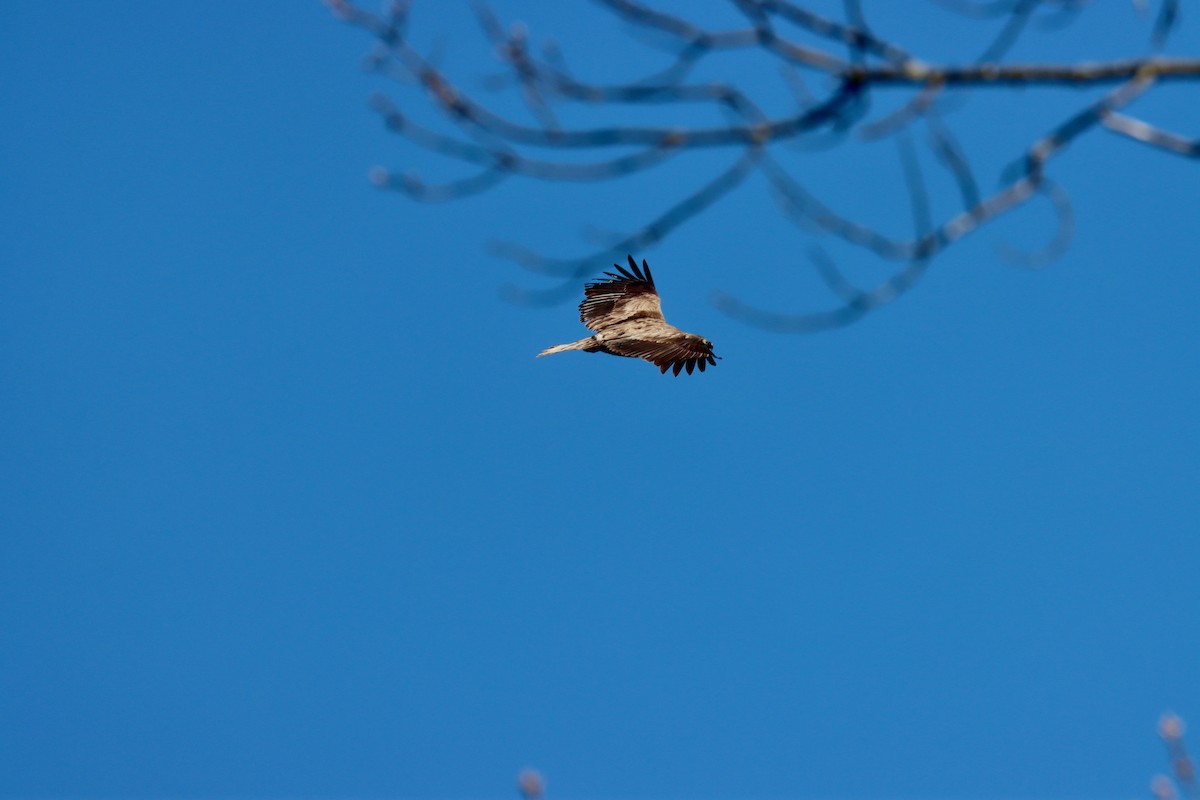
[537,337,596,357]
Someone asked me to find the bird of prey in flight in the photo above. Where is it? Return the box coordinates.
[537,255,719,376]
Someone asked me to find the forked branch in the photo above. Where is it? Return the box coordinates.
[329,0,1199,332]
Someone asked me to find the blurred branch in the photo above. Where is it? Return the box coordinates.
[329,0,1200,332]
[1154,0,1182,49]
[1101,111,1200,157]
[517,768,546,800]
[1152,712,1200,800]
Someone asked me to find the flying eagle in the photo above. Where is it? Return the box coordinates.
[537,255,719,376]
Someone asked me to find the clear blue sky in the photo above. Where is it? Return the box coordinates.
[3,3,1198,798]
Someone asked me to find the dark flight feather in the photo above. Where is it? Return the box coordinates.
[537,255,718,377]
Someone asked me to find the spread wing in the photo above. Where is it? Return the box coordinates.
[579,255,663,332]
[580,255,718,376]
[606,330,718,376]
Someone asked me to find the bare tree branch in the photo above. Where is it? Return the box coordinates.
[329,0,1200,332]
[1153,712,1200,800]
[1102,111,1200,157]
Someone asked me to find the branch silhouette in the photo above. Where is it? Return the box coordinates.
[1152,712,1200,800]
[515,709,1197,798]
[329,0,1199,332]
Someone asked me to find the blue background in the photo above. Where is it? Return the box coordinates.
[3,2,1198,797]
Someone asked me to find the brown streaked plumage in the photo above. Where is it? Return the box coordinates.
[537,255,719,376]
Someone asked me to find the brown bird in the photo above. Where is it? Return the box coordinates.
[537,255,719,376]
